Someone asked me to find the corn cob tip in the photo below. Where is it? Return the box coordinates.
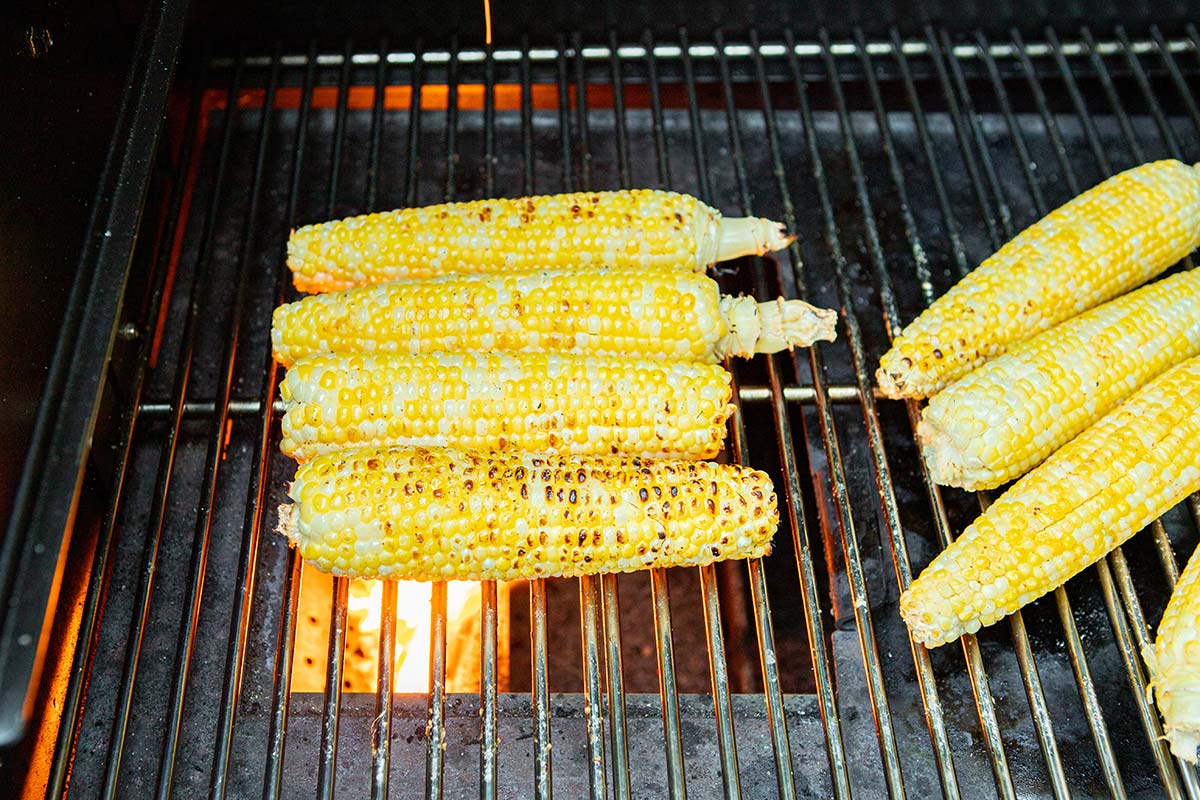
[715,217,795,262]
[716,296,837,358]
[915,413,995,490]
[898,587,968,648]
[277,503,298,545]
[1145,639,1200,763]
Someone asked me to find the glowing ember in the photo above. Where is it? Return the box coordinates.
[292,564,509,693]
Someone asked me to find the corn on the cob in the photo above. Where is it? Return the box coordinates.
[286,190,793,292]
[878,160,1200,399]
[271,266,837,368]
[1145,545,1200,763]
[918,269,1200,490]
[900,356,1200,648]
[279,352,735,462]
[279,446,778,580]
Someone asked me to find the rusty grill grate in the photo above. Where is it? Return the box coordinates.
[48,25,1200,799]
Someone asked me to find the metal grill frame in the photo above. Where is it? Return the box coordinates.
[39,25,1200,800]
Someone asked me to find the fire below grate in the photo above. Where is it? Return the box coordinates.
[45,24,1200,800]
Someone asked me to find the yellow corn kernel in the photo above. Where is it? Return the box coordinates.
[900,356,1200,648]
[1146,545,1200,763]
[278,352,735,462]
[279,446,779,580]
[878,160,1200,399]
[919,269,1200,490]
[270,266,837,367]
[287,189,793,291]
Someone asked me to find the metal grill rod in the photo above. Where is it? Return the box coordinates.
[260,39,317,800]
[875,27,1023,798]
[208,44,291,798]
[786,29,911,800]
[603,33,635,797]
[747,32,852,800]
[152,46,280,800]
[134,385,877,418]
[212,33,1199,71]
[315,39,356,800]
[368,35,397,800]
[426,35,453,800]
[679,26,744,800]
[1007,28,1130,797]
[517,34,555,800]
[712,28,797,799]
[98,54,246,800]
[559,33,610,800]
[45,60,209,800]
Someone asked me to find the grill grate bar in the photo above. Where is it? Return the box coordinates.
[425,581,449,800]
[563,35,612,799]
[318,577,350,798]
[260,42,314,800]
[315,40,357,800]
[136,385,876,417]
[1009,27,1130,798]
[902,28,1017,796]
[641,33,688,798]
[603,36,634,797]
[843,24,969,798]
[98,53,247,800]
[679,26,743,799]
[748,32,853,800]
[45,60,209,800]
[261,40,318,800]
[518,34,555,800]
[426,36,450,800]
[367,35,397,800]
[478,40,501,800]
[153,42,280,800]
[969,32,1073,798]
[712,28,796,799]
[530,579,553,799]
[790,28,912,799]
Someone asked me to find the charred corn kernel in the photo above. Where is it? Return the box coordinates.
[900,356,1200,648]
[919,269,1200,490]
[287,189,794,291]
[1146,545,1200,763]
[878,160,1200,399]
[279,446,778,580]
[279,352,735,462]
[270,266,837,367]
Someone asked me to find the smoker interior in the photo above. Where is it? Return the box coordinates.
[39,26,1200,799]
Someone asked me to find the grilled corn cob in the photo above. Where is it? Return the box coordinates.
[900,356,1200,648]
[287,189,793,292]
[279,352,735,462]
[271,266,837,368]
[919,268,1200,490]
[1146,545,1200,763]
[878,159,1200,399]
[279,446,778,580]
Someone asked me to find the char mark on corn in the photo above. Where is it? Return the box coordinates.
[279,446,778,581]
[287,189,794,291]
[878,159,1200,399]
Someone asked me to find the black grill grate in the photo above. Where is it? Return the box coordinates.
[48,27,1200,799]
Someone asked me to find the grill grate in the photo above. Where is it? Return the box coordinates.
[48,26,1200,799]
